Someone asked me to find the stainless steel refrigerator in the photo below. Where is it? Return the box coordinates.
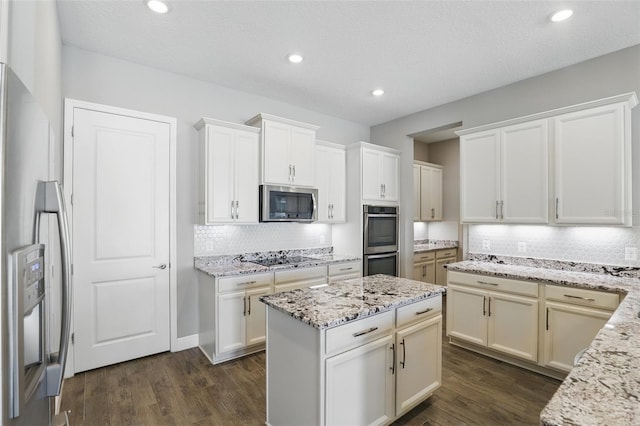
[0,63,72,425]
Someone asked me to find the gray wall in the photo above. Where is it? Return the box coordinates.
[62,45,370,338]
[372,45,640,277]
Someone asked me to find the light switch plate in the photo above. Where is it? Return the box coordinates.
[518,242,527,253]
[625,246,638,261]
[482,240,491,250]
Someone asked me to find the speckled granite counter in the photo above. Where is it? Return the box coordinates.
[414,239,458,254]
[446,255,640,426]
[260,274,445,329]
[194,248,361,278]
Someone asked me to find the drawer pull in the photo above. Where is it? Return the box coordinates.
[339,267,354,271]
[477,280,499,286]
[237,280,257,286]
[353,326,378,337]
[415,308,433,316]
[563,294,596,302]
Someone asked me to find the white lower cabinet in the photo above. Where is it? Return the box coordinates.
[199,271,274,364]
[328,261,362,283]
[325,335,395,426]
[543,284,619,372]
[266,295,442,425]
[447,272,539,362]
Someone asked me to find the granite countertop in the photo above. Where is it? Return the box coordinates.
[194,249,361,278]
[446,256,640,425]
[413,239,458,254]
[260,274,445,329]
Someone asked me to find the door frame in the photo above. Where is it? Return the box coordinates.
[63,98,178,376]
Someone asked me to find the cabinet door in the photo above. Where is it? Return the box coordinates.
[446,284,487,346]
[234,130,260,223]
[381,152,399,201]
[487,292,538,362]
[501,120,548,223]
[434,257,453,286]
[362,148,383,200]
[413,261,435,284]
[413,165,421,221]
[396,316,442,417]
[246,287,271,347]
[315,146,331,222]
[554,103,627,225]
[325,335,394,426]
[543,301,611,372]
[328,148,346,222]
[290,126,315,186]
[217,291,246,354]
[263,120,292,184]
[460,130,500,222]
[205,125,235,223]
[420,166,442,221]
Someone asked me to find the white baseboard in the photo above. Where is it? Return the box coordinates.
[172,333,199,352]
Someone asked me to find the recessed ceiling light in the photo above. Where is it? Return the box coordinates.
[288,54,303,64]
[372,89,385,97]
[550,9,573,22]
[146,0,169,14]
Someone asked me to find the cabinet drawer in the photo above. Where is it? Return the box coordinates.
[328,261,361,276]
[325,310,394,356]
[274,266,327,284]
[328,273,361,284]
[447,271,538,297]
[218,272,274,293]
[436,249,457,259]
[545,285,619,311]
[413,252,435,262]
[396,295,441,329]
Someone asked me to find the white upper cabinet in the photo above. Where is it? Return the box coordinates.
[362,146,399,202]
[458,92,637,225]
[195,118,260,224]
[315,140,346,223]
[553,103,630,225]
[413,165,421,221]
[246,113,318,187]
[420,163,443,221]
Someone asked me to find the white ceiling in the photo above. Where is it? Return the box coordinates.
[57,0,640,127]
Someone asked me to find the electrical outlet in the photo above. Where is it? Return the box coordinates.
[518,242,527,253]
[482,240,491,250]
[625,246,638,261]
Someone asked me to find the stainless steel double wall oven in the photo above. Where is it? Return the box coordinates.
[363,205,399,276]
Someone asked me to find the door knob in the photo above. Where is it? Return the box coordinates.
[153,264,167,270]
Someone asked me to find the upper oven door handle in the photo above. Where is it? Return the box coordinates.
[365,252,398,260]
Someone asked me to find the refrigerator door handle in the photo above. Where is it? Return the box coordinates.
[36,181,72,397]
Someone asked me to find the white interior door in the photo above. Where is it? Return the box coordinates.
[72,107,170,373]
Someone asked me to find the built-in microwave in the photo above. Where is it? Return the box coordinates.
[259,185,318,222]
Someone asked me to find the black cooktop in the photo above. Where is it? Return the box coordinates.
[251,256,317,267]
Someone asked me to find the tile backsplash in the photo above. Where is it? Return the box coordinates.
[194,223,332,256]
[468,224,640,266]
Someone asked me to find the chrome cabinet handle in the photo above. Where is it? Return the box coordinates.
[289,164,292,182]
[483,296,486,316]
[237,280,257,286]
[243,296,246,316]
[431,208,435,219]
[563,294,596,302]
[400,338,406,369]
[380,184,384,197]
[477,280,498,286]
[339,267,353,271]
[495,200,499,220]
[153,264,167,270]
[353,326,378,337]
[415,308,433,316]
[292,165,296,180]
[235,201,239,219]
[247,296,251,315]
[546,307,550,330]
[488,297,492,317]
[556,198,559,220]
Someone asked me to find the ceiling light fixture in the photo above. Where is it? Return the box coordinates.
[288,54,303,64]
[550,9,573,22]
[146,0,169,14]
[372,89,385,97]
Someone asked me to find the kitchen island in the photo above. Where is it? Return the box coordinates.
[260,274,445,426]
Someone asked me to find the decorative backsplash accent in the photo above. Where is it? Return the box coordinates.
[194,223,333,256]
[468,224,640,266]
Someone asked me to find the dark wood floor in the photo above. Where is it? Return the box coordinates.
[61,298,561,425]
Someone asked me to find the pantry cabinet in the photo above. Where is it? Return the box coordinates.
[195,118,260,224]
[554,103,631,225]
[460,119,548,223]
[362,146,399,202]
[246,113,319,187]
[315,141,346,223]
[447,271,539,362]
